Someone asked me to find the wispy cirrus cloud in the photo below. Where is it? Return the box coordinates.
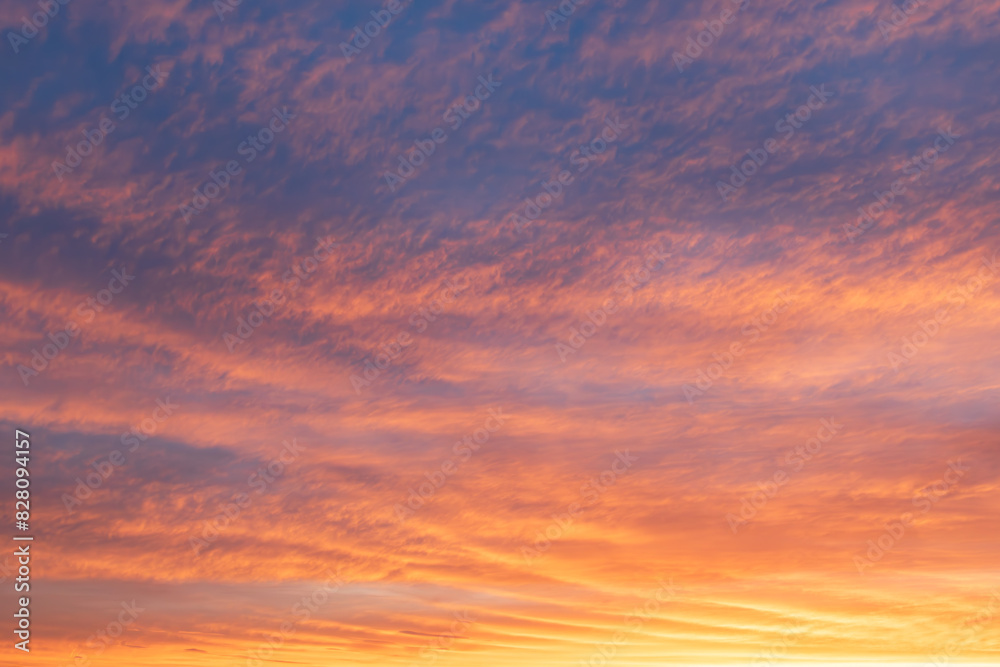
[1,0,999,664]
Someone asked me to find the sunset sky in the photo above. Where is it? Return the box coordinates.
[1,0,999,665]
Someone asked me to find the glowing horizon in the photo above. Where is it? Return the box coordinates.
[1,0,998,664]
